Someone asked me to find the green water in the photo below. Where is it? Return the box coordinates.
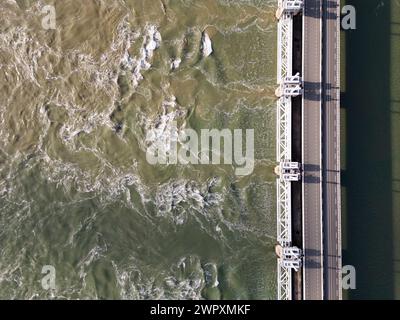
[0,0,278,299]
[341,0,400,299]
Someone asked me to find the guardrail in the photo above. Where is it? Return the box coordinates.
[275,0,304,301]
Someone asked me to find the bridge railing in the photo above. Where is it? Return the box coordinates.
[276,0,303,301]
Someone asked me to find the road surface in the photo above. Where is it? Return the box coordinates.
[321,0,342,300]
[302,0,324,300]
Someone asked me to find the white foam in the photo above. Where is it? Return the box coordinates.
[155,179,222,225]
[201,32,213,57]
[170,58,182,70]
[121,25,162,88]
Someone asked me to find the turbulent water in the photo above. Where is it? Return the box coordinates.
[0,0,277,299]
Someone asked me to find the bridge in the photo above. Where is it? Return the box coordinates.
[275,0,342,300]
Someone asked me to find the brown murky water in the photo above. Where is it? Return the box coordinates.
[0,0,277,299]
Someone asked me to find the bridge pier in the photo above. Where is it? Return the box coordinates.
[276,0,304,20]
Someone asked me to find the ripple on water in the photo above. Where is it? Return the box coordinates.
[0,0,277,299]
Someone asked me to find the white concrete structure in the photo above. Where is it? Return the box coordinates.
[276,0,303,301]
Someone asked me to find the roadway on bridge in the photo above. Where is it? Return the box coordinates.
[302,0,323,300]
[321,0,342,300]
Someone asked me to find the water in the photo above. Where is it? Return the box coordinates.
[341,0,400,299]
[0,0,278,299]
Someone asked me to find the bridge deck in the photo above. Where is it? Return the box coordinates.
[276,0,341,300]
[302,0,324,300]
[321,0,342,300]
